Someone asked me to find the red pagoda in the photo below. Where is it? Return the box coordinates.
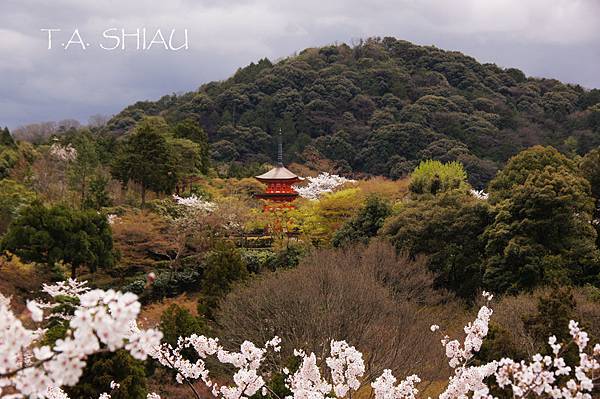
[255,131,302,211]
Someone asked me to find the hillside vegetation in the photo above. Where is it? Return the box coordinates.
[100,37,600,187]
[2,37,600,399]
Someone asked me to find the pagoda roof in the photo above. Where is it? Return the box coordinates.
[255,165,303,181]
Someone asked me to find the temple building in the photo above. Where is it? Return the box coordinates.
[255,132,302,211]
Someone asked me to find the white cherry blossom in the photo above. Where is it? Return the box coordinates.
[173,194,217,212]
[294,172,356,200]
[3,283,600,399]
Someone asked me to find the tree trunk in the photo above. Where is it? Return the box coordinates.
[71,264,77,279]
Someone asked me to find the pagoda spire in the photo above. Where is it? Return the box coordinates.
[277,129,283,166]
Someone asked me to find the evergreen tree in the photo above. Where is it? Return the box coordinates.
[68,130,100,208]
[384,190,491,298]
[487,146,577,204]
[523,288,581,366]
[159,304,207,347]
[483,150,599,293]
[173,119,210,174]
[0,127,15,147]
[0,179,36,233]
[169,137,205,187]
[65,350,147,399]
[1,201,114,278]
[159,304,208,361]
[199,242,248,319]
[581,147,600,246]
[332,196,391,247]
[111,117,177,206]
[524,288,577,349]
[83,175,112,210]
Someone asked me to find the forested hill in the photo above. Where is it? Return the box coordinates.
[105,37,600,187]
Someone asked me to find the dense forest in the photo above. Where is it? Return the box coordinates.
[2,37,600,399]
[78,37,600,187]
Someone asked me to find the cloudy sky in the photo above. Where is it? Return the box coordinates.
[1,0,599,129]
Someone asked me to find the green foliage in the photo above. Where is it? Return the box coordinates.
[111,117,178,206]
[240,249,276,273]
[83,174,112,210]
[200,242,248,318]
[65,350,147,399]
[581,147,600,246]
[227,161,269,178]
[523,288,581,365]
[159,304,207,348]
[292,188,363,246]
[384,190,491,298]
[0,179,36,233]
[487,146,577,204]
[173,119,210,174]
[203,242,247,297]
[67,130,101,208]
[332,196,391,247]
[121,279,147,296]
[168,137,207,180]
[250,358,297,399]
[148,266,203,301]
[0,127,15,147]
[581,147,600,199]
[524,288,577,348]
[408,159,468,195]
[483,150,599,293]
[476,323,528,364]
[386,146,600,297]
[41,323,69,347]
[270,244,306,269]
[104,38,593,187]
[1,201,114,278]
[474,323,529,398]
[0,146,19,179]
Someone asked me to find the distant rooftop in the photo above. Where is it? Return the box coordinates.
[255,165,302,181]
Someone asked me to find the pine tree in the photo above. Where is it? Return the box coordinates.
[0,127,15,147]
[111,117,178,206]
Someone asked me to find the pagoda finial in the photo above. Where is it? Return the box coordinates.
[277,129,283,166]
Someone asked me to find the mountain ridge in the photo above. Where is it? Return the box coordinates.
[104,37,600,187]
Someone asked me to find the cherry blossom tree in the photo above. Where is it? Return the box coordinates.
[49,143,77,163]
[172,194,217,213]
[469,189,489,200]
[167,194,218,269]
[0,279,162,398]
[2,282,600,399]
[293,173,356,200]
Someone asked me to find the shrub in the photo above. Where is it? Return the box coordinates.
[200,242,248,319]
[149,266,203,301]
[408,160,468,195]
[270,244,306,269]
[0,179,36,234]
[122,279,147,295]
[240,249,276,273]
[159,304,208,348]
[65,350,147,399]
[332,195,391,247]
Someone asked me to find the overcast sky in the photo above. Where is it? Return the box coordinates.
[1,0,599,129]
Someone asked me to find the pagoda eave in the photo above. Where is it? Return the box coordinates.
[255,193,299,200]
[255,177,301,184]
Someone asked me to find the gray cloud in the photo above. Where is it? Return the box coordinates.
[1,0,599,128]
